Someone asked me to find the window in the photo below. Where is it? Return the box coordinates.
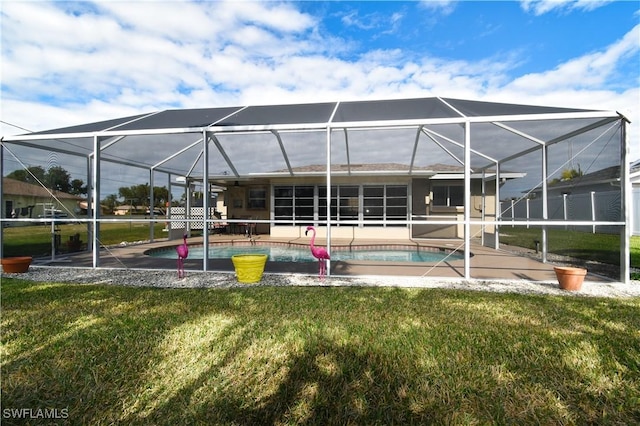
[273,185,314,225]
[385,185,408,224]
[275,184,407,227]
[295,186,314,224]
[247,187,267,209]
[274,186,293,222]
[363,185,383,225]
[432,184,464,207]
[363,185,407,226]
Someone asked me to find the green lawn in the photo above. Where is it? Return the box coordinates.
[498,227,640,268]
[1,221,166,257]
[2,279,639,425]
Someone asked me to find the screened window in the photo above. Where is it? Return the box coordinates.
[274,186,293,222]
[273,185,314,225]
[247,187,266,209]
[363,185,407,226]
[295,186,314,224]
[385,185,408,223]
[432,184,464,207]
[318,186,337,222]
[276,184,407,227]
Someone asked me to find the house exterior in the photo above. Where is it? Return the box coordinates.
[174,163,522,241]
[509,165,624,233]
[114,205,145,215]
[1,177,83,223]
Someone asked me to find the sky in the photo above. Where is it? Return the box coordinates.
[1,0,639,195]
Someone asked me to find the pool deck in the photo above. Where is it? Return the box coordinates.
[30,233,615,283]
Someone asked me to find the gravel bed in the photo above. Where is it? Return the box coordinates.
[3,266,639,298]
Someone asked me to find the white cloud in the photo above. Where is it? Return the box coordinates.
[507,24,640,92]
[520,0,614,15]
[418,0,457,16]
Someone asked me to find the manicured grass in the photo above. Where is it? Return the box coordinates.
[1,221,166,257]
[2,279,639,424]
[498,227,640,268]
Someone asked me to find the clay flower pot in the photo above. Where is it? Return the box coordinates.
[554,266,587,291]
[1,256,33,273]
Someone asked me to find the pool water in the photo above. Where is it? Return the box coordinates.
[149,244,463,263]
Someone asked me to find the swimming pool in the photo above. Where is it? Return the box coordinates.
[147,244,464,263]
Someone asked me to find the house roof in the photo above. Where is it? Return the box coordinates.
[266,162,523,179]
[529,165,621,194]
[2,177,83,200]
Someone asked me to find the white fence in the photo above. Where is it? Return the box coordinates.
[169,207,220,229]
[500,190,622,234]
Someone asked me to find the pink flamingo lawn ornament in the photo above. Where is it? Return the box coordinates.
[176,234,189,278]
[305,226,330,278]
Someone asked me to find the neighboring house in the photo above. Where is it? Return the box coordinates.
[77,201,109,215]
[530,165,621,198]
[515,165,628,234]
[1,177,83,222]
[114,205,145,216]
[631,160,640,236]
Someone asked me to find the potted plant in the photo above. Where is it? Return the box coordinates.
[1,256,33,273]
[67,233,84,252]
[231,254,268,284]
[553,266,587,291]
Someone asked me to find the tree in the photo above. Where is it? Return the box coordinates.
[44,166,72,192]
[118,184,169,208]
[6,165,87,195]
[70,179,87,196]
[560,166,583,181]
[6,166,46,185]
[101,194,118,213]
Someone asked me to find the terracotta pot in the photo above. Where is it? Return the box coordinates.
[1,256,33,273]
[554,266,587,291]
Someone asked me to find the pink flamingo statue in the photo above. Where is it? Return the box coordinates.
[176,234,189,278]
[305,226,330,278]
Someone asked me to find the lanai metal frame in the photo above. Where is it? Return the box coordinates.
[0,97,631,282]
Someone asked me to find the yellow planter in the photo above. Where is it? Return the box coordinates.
[232,254,268,284]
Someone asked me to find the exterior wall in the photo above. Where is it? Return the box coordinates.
[224,183,270,234]
[270,225,411,240]
[216,176,496,240]
[411,178,496,239]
